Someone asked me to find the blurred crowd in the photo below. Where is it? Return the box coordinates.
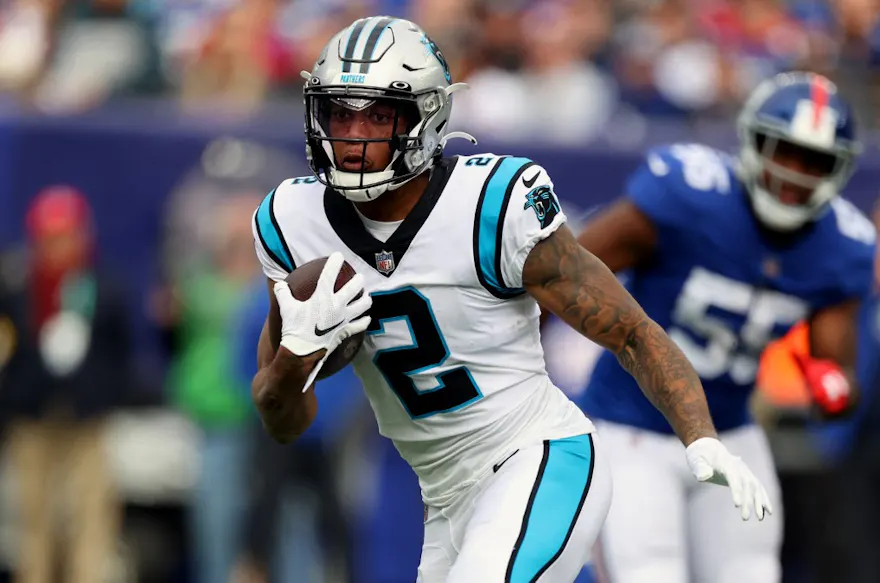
[0,0,880,141]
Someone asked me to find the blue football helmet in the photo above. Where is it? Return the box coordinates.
[737,71,861,231]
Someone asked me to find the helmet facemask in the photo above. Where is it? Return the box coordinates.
[304,82,446,202]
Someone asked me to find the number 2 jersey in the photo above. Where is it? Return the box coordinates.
[252,154,593,507]
[581,143,877,434]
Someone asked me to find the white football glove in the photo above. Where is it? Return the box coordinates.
[273,252,372,389]
[685,437,773,521]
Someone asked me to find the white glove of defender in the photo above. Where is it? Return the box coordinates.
[685,437,773,521]
[273,252,372,390]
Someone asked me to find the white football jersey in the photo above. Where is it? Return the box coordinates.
[252,153,593,506]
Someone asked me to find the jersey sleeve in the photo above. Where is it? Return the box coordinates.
[837,247,876,302]
[473,157,567,295]
[624,147,704,231]
[824,198,877,304]
[252,187,296,282]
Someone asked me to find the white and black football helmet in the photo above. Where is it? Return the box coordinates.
[303,17,475,202]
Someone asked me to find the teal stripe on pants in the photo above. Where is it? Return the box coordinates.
[507,434,595,583]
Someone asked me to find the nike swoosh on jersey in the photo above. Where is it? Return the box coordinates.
[522,171,540,188]
[314,321,342,336]
[493,449,519,473]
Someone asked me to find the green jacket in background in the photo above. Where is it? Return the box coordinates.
[169,271,252,429]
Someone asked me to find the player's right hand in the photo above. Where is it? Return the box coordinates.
[792,352,853,417]
[685,437,773,521]
[273,252,372,358]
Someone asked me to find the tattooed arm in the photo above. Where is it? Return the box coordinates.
[523,225,717,446]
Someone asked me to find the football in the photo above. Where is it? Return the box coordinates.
[285,256,366,380]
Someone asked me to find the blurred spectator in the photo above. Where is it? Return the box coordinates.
[0,0,876,137]
[274,0,379,75]
[164,192,261,583]
[158,139,303,288]
[452,0,617,144]
[0,186,133,583]
[151,142,304,583]
[25,0,164,113]
[699,0,814,93]
[174,0,390,113]
[617,0,728,116]
[0,0,59,99]
[178,0,290,113]
[153,138,303,359]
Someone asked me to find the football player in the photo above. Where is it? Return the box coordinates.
[250,17,772,583]
[577,72,876,583]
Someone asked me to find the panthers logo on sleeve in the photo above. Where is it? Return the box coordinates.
[524,185,561,229]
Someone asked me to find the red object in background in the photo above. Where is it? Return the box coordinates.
[757,322,853,416]
[25,186,94,331]
[793,353,853,415]
[696,0,806,55]
[26,185,92,241]
[198,7,296,84]
[263,34,295,83]
[756,322,812,408]
[697,1,744,48]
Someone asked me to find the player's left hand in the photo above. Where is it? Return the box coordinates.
[685,437,773,521]
[792,353,853,417]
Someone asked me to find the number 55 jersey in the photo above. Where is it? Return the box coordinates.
[252,154,593,507]
[581,143,876,433]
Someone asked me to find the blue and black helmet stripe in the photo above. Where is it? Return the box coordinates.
[359,17,394,74]
[254,188,295,272]
[341,19,368,73]
[340,17,395,74]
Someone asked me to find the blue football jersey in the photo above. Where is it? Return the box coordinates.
[580,143,877,433]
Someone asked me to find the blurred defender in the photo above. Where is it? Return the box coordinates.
[578,72,876,583]
[250,17,772,582]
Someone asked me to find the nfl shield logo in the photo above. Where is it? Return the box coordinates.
[375,250,395,275]
[762,256,780,279]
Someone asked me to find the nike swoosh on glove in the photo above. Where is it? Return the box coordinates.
[792,353,852,416]
[685,437,773,521]
[274,251,372,359]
